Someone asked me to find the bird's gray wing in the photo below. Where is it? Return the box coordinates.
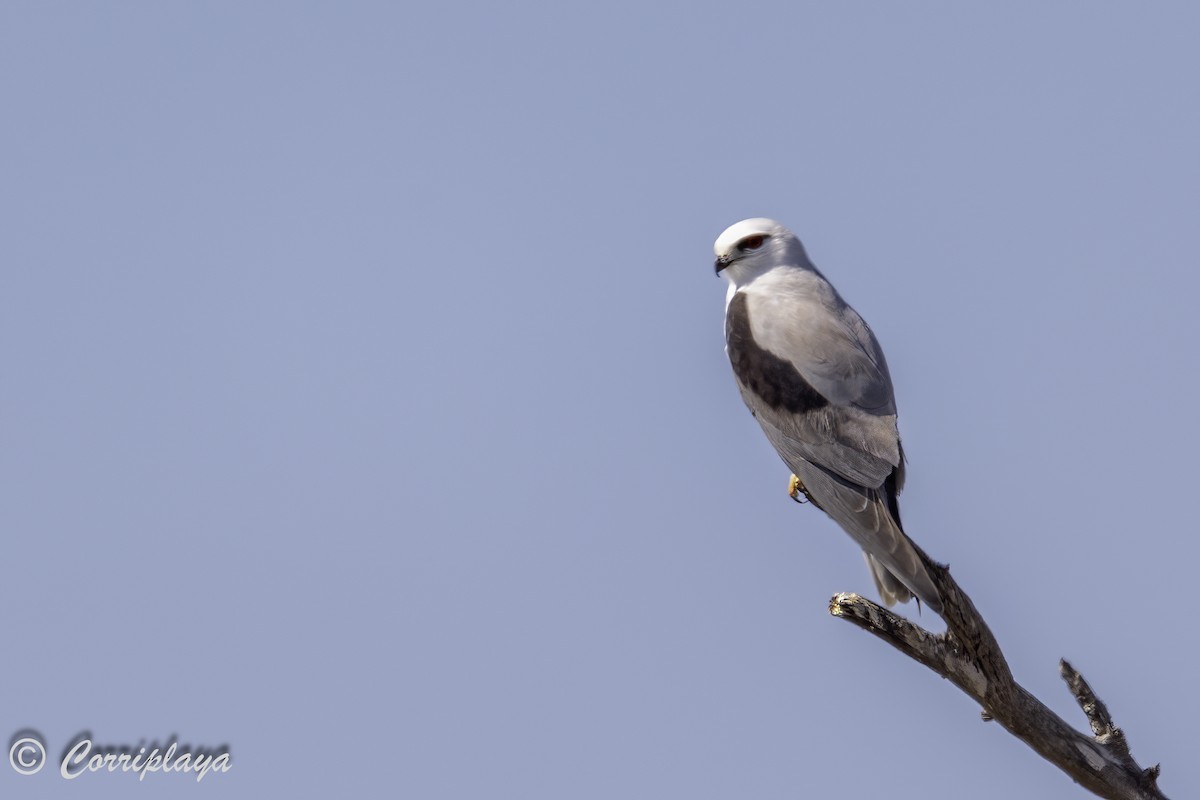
[741,273,896,413]
[729,283,902,488]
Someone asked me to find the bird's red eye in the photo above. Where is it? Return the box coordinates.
[740,234,768,252]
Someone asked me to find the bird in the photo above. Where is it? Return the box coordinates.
[714,218,942,614]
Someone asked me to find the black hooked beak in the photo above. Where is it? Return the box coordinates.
[714,255,730,275]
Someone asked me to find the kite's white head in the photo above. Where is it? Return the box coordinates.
[713,218,810,287]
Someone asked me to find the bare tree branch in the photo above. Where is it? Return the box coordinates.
[829,553,1168,800]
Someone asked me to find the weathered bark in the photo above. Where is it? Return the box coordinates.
[829,553,1168,800]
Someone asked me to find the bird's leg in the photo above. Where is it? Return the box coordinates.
[788,473,810,504]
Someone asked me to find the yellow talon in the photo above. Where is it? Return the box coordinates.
[788,474,808,504]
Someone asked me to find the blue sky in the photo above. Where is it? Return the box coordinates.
[2,3,1197,797]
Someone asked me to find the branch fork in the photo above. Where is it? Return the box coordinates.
[829,554,1168,800]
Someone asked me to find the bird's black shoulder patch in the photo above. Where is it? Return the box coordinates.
[726,292,829,414]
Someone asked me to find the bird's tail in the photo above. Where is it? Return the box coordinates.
[864,552,914,607]
[792,462,943,613]
[864,507,942,614]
